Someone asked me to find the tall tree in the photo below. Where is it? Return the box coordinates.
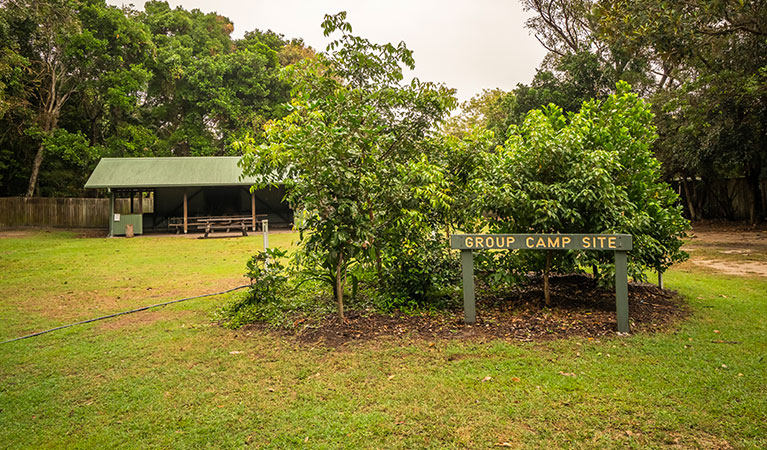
[519,0,767,222]
[0,0,152,196]
[140,1,293,156]
[596,0,767,222]
[3,0,82,196]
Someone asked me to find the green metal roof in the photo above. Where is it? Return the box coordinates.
[84,157,260,189]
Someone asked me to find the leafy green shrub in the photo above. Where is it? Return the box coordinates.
[481,82,689,299]
[218,248,288,328]
[378,235,460,312]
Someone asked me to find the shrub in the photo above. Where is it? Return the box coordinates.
[218,248,288,328]
[481,82,689,300]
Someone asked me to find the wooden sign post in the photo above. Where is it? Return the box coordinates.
[450,234,633,333]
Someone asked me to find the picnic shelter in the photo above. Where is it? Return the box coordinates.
[84,157,290,236]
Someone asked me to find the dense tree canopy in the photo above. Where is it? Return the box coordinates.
[448,0,766,222]
[0,0,312,196]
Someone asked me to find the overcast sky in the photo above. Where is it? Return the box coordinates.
[108,0,547,102]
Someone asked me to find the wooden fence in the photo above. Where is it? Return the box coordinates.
[0,197,153,229]
[673,177,767,221]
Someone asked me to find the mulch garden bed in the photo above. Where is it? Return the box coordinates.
[245,274,690,347]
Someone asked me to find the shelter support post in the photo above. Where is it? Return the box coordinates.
[137,190,143,214]
[251,191,256,231]
[130,191,134,213]
[183,190,188,234]
[461,249,475,324]
[615,250,630,333]
[108,190,114,238]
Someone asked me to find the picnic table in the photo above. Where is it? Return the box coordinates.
[168,214,267,237]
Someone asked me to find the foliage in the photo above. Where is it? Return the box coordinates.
[373,129,490,308]
[0,0,309,197]
[522,0,767,222]
[0,0,154,196]
[218,247,288,328]
[446,52,614,147]
[239,12,459,319]
[481,83,689,296]
[378,234,459,312]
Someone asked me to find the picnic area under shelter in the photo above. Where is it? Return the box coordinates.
[84,157,291,236]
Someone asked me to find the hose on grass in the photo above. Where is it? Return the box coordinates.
[1,284,250,345]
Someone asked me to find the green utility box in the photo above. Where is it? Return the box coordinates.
[111,213,143,236]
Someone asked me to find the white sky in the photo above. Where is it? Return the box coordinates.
[108,0,547,102]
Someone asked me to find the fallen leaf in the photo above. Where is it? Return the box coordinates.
[721,364,728,369]
[713,330,720,334]
[482,376,492,382]
[387,375,395,380]
[558,371,576,377]
[229,351,243,355]
[511,377,521,382]
[495,443,513,447]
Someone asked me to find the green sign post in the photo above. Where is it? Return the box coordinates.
[450,233,633,333]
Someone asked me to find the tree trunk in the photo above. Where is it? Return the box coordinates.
[681,177,697,221]
[543,251,552,307]
[746,165,763,224]
[26,104,59,197]
[25,142,46,197]
[761,179,767,219]
[335,250,345,321]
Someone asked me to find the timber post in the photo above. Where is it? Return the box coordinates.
[614,250,629,333]
[108,190,115,238]
[251,191,256,232]
[461,249,475,324]
[262,219,269,269]
[183,190,188,234]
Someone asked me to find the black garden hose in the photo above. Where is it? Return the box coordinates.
[1,284,250,345]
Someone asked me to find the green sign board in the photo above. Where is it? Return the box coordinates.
[451,233,632,333]
[450,234,632,251]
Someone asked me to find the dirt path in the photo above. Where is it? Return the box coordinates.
[684,223,767,276]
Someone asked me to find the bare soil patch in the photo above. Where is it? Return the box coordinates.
[689,259,767,276]
[0,229,39,238]
[684,222,767,276]
[246,274,688,347]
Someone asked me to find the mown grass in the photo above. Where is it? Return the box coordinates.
[1,230,765,449]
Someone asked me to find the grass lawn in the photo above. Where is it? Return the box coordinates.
[1,229,765,449]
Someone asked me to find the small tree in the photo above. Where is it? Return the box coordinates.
[482,82,688,304]
[239,12,456,320]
